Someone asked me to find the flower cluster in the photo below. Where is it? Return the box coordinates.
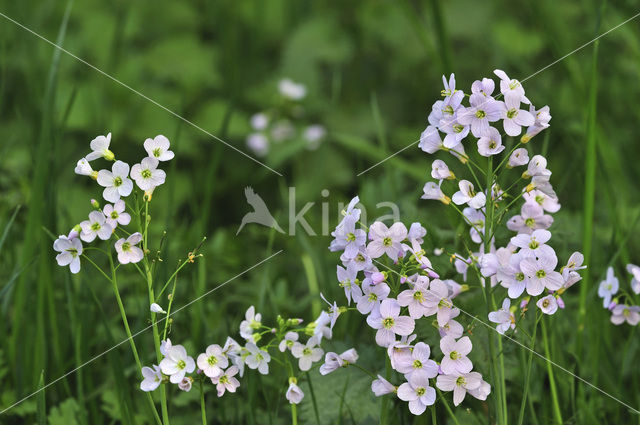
[598,265,640,325]
[418,71,587,334]
[53,134,173,273]
[246,78,326,156]
[329,197,490,413]
[141,305,358,405]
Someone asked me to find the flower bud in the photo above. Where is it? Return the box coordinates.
[91,199,100,209]
[104,149,115,161]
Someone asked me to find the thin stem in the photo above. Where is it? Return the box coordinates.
[495,140,522,176]
[162,269,179,341]
[517,311,541,425]
[436,389,460,425]
[200,379,207,425]
[108,249,162,425]
[138,198,170,425]
[81,254,112,282]
[541,317,563,425]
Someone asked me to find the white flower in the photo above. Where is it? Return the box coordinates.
[278,331,299,352]
[598,267,619,308]
[159,344,195,384]
[452,180,486,209]
[278,78,306,100]
[86,133,115,161]
[488,298,515,334]
[131,157,166,191]
[75,158,94,177]
[246,133,269,156]
[397,370,436,415]
[436,371,483,406]
[291,336,324,371]
[115,232,144,264]
[239,306,262,341]
[303,125,326,149]
[160,339,172,356]
[144,135,175,162]
[431,160,455,180]
[508,148,529,168]
[250,113,269,130]
[150,303,166,314]
[366,299,415,347]
[371,375,395,396]
[97,160,134,203]
[477,127,505,157]
[286,378,305,404]
[439,336,473,375]
[80,211,113,242]
[53,235,83,274]
[178,377,193,392]
[197,344,229,378]
[103,199,131,228]
[422,181,451,204]
[140,365,163,392]
[319,348,358,375]
[211,366,240,396]
[245,343,271,374]
[627,264,640,294]
[536,295,558,315]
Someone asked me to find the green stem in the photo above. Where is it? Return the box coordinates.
[436,389,460,425]
[200,379,207,425]
[139,199,170,425]
[108,250,162,425]
[541,318,563,425]
[306,371,321,425]
[517,312,541,425]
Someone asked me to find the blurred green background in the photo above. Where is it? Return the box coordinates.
[1,0,640,423]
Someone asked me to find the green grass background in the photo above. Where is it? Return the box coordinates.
[1,0,640,423]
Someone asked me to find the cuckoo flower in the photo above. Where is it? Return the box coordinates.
[86,133,115,161]
[211,366,240,397]
[431,159,455,181]
[500,92,534,137]
[140,365,163,392]
[488,298,515,334]
[53,235,83,274]
[419,126,445,154]
[319,348,358,375]
[197,344,229,378]
[103,199,131,228]
[80,211,113,242]
[507,202,553,234]
[477,126,505,157]
[131,157,166,191]
[286,379,305,404]
[422,182,451,204]
[598,267,619,308]
[440,336,473,375]
[436,371,483,406]
[366,299,415,347]
[367,222,408,261]
[611,305,640,326]
[508,148,529,168]
[144,135,175,161]
[357,281,390,314]
[97,160,133,203]
[537,295,559,315]
[397,277,430,319]
[510,229,555,260]
[627,264,640,294]
[457,94,502,138]
[397,370,437,415]
[394,342,438,379]
[159,344,195,384]
[115,232,144,264]
[291,336,324,371]
[520,255,563,296]
[452,180,486,209]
